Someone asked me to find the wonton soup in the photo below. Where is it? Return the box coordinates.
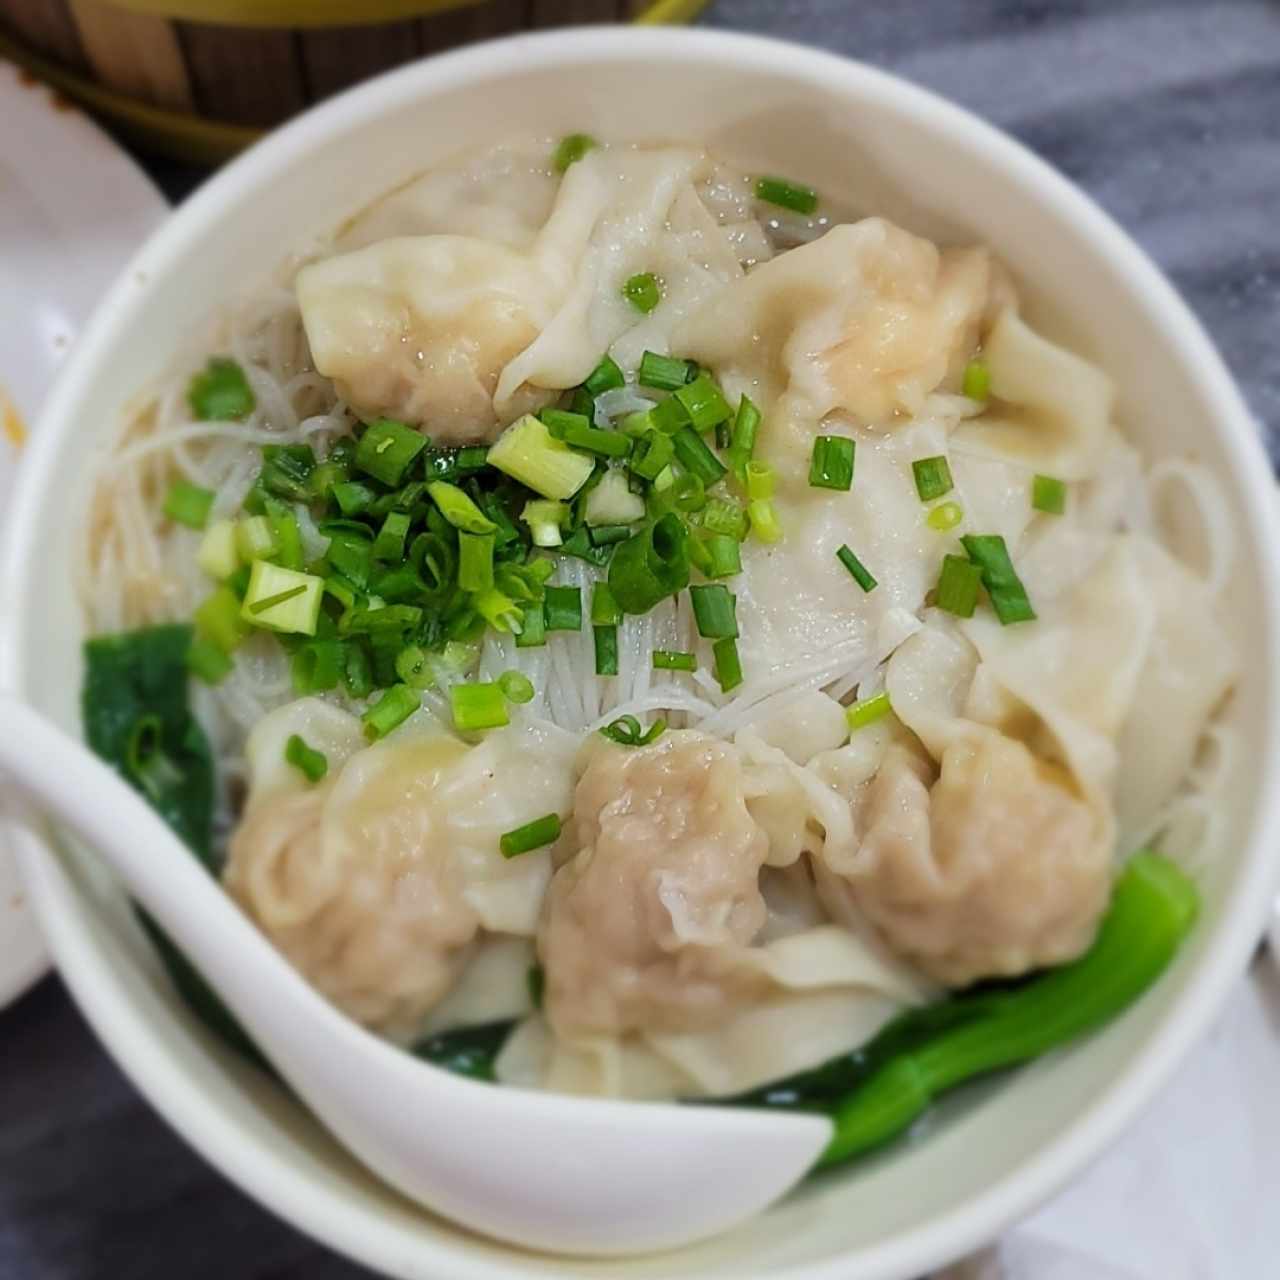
[79,136,1234,1161]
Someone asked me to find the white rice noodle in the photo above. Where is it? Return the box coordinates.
[1145,457,1236,597]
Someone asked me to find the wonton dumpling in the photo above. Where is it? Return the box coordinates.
[674,218,988,455]
[225,708,577,1041]
[538,730,770,1039]
[816,733,1112,986]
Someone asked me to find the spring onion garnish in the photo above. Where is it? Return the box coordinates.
[544,412,632,459]
[186,636,233,685]
[294,640,343,694]
[629,429,675,481]
[425,481,497,535]
[591,582,622,627]
[690,584,739,639]
[284,733,328,783]
[912,456,954,503]
[500,812,561,858]
[926,500,964,532]
[472,587,522,634]
[187,356,255,421]
[729,395,760,469]
[748,499,782,544]
[195,587,248,653]
[712,637,744,692]
[744,460,775,503]
[675,372,733,433]
[600,714,667,747]
[846,691,892,732]
[755,175,819,216]
[164,481,215,530]
[521,499,568,548]
[638,350,696,392]
[672,427,727,487]
[332,481,375,517]
[265,499,304,571]
[240,562,323,634]
[450,682,510,732]
[702,496,749,542]
[608,513,691,613]
[260,444,315,501]
[544,585,583,631]
[650,395,690,435]
[372,510,411,562]
[344,644,373,697]
[962,358,991,401]
[836,544,878,593]
[961,534,1036,624]
[703,534,742,579]
[236,514,277,563]
[584,354,625,396]
[553,133,597,172]
[622,272,662,314]
[1032,474,1067,515]
[594,625,619,676]
[355,418,426,487]
[422,444,489,483]
[935,554,984,618]
[361,683,420,741]
[487,413,595,500]
[527,964,545,1010]
[653,650,697,672]
[197,519,238,580]
[671,472,707,514]
[515,602,547,649]
[457,532,495,592]
[809,436,855,491]
[497,670,535,705]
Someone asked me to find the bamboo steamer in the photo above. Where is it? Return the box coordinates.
[0,0,706,163]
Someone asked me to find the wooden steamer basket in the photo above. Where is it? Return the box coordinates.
[0,0,706,162]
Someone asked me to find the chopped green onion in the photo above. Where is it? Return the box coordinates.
[422,444,490,484]
[963,358,990,401]
[847,691,893,731]
[540,408,592,436]
[560,525,613,567]
[292,639,343,693]
[591,582,622,627]
[527,964,545,1010]
[620,409,655,437]
[241,562,323,634]
[689,584,738,639]
[458,531,495,593]
[712,636,743,692]
[544,585,582,631]
[583,354,625,396]
[164,480,215,530]
[322,522,373,589]
[427,481,497,534]
[672,472,707,514]
[593,625,619,676]
[521,498,568,548]
[589,523,633,546]
[186,635,233,685]
[235,514,277,563]
[285,733,328,783]
[650,395,691,435]
[729,395,761,467]
[935,554,984,618]
[515,602,547,648]
[912,455,954,503]
[450,682,510,732]
[197,519,239,580]
[260,444,316,502]
[600,715,667,747]
[1032,474,1067,515]
[362,684,420,741]
[472,586,523,634]
[545,415,632,459]
[672,426,727,487]
[370,511,410,563]
[629,429,674,480]
[194,586,249,653]
[622,273,662,314]
[702,496,749,541]
[344,642,373,697]
[585,468,646,525]
[809,435,855,491]
[962,534,1036,624]
[638,350,695,392]
[498,670,535,704]
[836,544,878,593]
[355,418,426,487]
[674,372,733,432]
[265,499,304,571]
[653,649,697,672]
[748,498,782,544]
[704,534,742,579]
[755,175,818,216]
[553,133,597,172]
[927,500,964,531]
[745,460,775,502]
[332,480,376,517]
[499,812,561,858]
[409,532,455,598]
[487,413,595,500]
[187,356,255,421]
[608,513,691,614]
[394,645,435,690]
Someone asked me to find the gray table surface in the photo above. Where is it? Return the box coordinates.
[3,2,1278,1277]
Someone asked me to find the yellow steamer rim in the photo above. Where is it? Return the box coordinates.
[0,0,709,164]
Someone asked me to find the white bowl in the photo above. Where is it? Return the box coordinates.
[4,27,1280,1280]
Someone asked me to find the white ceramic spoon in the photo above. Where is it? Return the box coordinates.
[0,693,831,1255]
